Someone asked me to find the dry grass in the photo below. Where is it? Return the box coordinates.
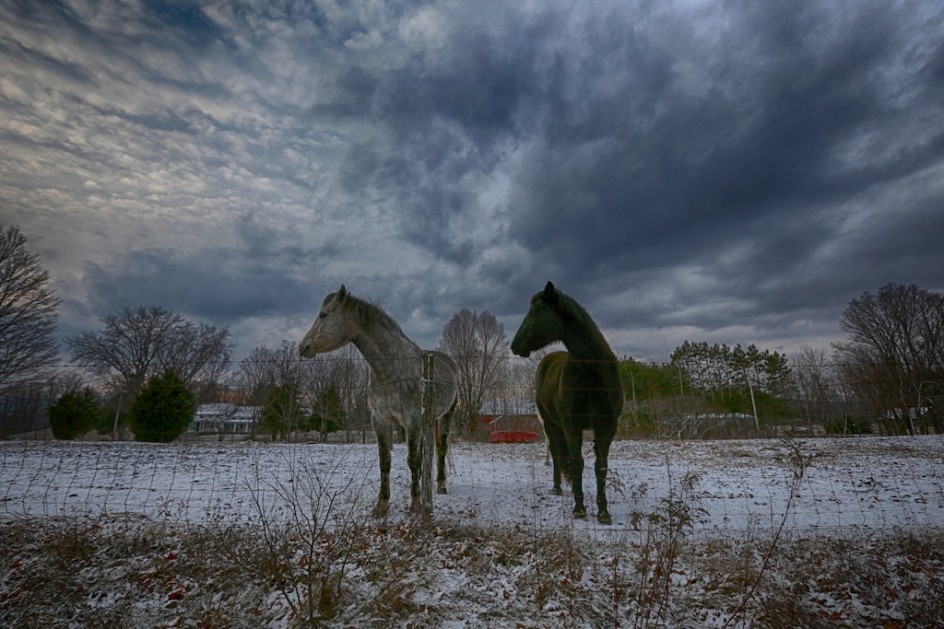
[3,439,941,627]
[3,512,943,628]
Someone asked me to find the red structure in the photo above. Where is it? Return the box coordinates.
[483,414,543,443]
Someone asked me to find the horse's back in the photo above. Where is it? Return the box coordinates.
[425,350,456,378]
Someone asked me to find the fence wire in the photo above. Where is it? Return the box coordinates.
[2,353,943,538]
[2,432,943,540]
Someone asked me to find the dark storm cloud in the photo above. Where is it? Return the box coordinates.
[313,1,943,345]
[148,0,223,42]
[509,5,898,256]
[490,3,944,334]
[327,6,543,264]
[84,245,321,323]
[3,1,942,361]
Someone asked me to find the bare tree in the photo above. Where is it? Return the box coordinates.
[237,341,305,439]
[833,283,944,434]
[66,306,232,395]
[499,356,538,417]
[438,308,508,435]
[790,348,843,430]
[233,341,300,433]
[235,345,280,407]
[0,224,60,390]
[292,343,370,439]
[306,344,369,436]
[236,342,368,440]
[232,345,281,432]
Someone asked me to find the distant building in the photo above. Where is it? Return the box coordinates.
[190,403,258,434]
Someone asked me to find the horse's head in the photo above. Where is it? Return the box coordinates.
[300,285,358,357]
[511,281,565,358]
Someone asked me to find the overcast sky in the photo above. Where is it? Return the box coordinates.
[2,0,943,364]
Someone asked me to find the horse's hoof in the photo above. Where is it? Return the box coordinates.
[437,484,448,495]
[597,513,612,525]
[409,499,432,518]
[410,506,433,520]
[551,487,563,496]
[573,508,588,519]
[372,503,389,518]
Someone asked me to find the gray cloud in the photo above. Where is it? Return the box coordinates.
[2,0,942,363]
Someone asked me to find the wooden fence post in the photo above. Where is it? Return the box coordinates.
[421,352,435,514]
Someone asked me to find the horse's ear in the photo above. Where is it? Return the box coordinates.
[543,281,557,302]
[337,285,347,301]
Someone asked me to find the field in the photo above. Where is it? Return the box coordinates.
[2,435,943,627]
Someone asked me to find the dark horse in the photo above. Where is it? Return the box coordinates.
[511,282,624,524]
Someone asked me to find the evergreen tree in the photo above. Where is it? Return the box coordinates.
[129,370,196,443]
[670,341,792,426]
[48,387,101,440]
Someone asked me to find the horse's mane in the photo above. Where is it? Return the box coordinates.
[328,289,405,336]
[549,290,598,330]
[541,286,616,358]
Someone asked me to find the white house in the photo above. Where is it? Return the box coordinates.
[190,403,258,434]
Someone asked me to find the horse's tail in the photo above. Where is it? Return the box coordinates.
[439,395,457,434]
[445,394,457,418]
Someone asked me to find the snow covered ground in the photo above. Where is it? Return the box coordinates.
[2,435,944,627]
[3,435,943,537]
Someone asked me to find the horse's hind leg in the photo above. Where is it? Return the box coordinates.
[435,428,448,494]
[436,405,455,494]
[542,421,566,496]
[551,456,563,496]
[565,435,587,519]
[373,423,393,518]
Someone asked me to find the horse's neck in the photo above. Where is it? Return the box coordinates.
[561,326,616,364]
[352,326,421,381]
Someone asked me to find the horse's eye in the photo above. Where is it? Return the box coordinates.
[318,312,328,319]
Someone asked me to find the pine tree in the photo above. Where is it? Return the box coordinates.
[129,370,196,443]
[48,388,101,440]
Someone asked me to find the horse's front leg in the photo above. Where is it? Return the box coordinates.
[543,421,566,496]
[372,422,393,518]
[406,425,432,517]
[593,438,613,525]
[568,446,587,519]
[560,429,587,518]
[551,457,563,496]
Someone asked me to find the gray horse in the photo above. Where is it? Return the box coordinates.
[300,285,458,517]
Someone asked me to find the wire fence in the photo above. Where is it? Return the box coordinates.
[2,354,943,539]
[2,428,943,540]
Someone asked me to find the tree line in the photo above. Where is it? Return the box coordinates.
[2,222,942,440]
